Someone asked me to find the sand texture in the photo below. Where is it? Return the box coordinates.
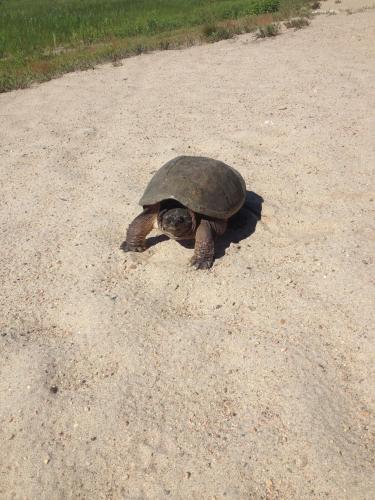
[1,1,375,498]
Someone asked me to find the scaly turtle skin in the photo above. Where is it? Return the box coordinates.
[121,156,246,269]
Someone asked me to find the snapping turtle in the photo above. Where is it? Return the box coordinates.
[121,156,246,269]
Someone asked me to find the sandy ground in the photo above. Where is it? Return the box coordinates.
[1,1,375,498]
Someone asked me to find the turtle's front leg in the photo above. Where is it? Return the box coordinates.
[191,219,228,269]
[189,220,217,269]
[120,205,158,253]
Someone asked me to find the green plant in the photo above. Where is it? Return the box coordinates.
[202,24,234,41]
[203,24,218,38]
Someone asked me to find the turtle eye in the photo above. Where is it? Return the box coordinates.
[177,216,185,224]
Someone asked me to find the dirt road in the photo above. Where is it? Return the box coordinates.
[1,1,374,498]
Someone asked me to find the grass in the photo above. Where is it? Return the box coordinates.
[202,24,235,42]
[284,16,310,28]
[255,23,281,37]
[310,1,321,9]
[0,0,310,92]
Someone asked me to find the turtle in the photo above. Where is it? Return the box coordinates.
[120,155,246,269]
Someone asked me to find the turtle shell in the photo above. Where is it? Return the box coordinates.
[139,156,246,219]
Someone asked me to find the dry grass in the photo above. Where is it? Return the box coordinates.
[255,22,282,37]
[284,16,310,28]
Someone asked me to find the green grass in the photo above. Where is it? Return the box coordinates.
[0,0,309,92]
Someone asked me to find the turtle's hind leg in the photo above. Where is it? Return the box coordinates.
[120,205,158,253]
[190,219,227,270]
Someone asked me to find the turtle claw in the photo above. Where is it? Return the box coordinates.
[190,256,213,270]
[120,241,146,253]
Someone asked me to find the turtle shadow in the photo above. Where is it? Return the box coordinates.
[215,190,263,259]
[147,234,193,250]
[146,234,170,248]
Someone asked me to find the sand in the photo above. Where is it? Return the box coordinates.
[1,1,375,498]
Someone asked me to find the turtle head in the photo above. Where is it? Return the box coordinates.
[158,201,195,239]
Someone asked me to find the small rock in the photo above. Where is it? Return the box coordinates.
[266,479,274,489]
[295,455,308,468]
[50,385,58,394]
